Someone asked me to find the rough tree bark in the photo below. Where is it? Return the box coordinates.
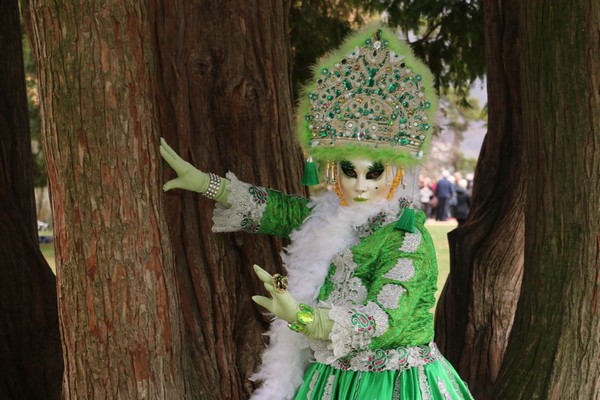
[493,1,600,398]
[0,1,62,398]
[434,0,525,398]
[26,0,298,397]
[153,1,302,398]
[27,1,188,398]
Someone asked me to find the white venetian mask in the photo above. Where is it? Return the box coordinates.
[337,158,393,205]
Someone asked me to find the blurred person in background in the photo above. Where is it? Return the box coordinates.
[419,177,434,219]
[453,178,471,226]
[465,172,474,191]
[435,170,454,221]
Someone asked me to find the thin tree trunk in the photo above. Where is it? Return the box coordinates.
[153,1,301,397]
[493,1,600,398]
[27,1,188,397]
[434,0,525,398]
[0,0,62,398]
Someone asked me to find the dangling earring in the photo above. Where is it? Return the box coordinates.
[385,163,393,187]
[332,162,346,205]
[326,161,337,185]
[330,161,337,184]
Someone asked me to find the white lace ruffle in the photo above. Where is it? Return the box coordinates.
[212,172,267,233]
[327,249,367,306]
[327,302,389,359]
[316,341,443,373]
[329,306,371,358]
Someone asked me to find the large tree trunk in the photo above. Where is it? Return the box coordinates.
[434,0,525,398]
[493,1,600,398]
[27,0,297,397]
[28,1,188,397]
[153,1,301,397]
[0,0,62,398]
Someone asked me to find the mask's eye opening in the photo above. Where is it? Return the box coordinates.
[367,161,385,180]
[340,160,357,178]
[366,169,383,180]
[342,167,357,178]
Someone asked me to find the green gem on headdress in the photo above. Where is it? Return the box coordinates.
[296,23,438,167]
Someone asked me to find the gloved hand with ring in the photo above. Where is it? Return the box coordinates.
[251,264,333,340]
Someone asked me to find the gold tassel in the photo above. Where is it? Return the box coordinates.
[387,167,404,200]
[335,180,348,206]
[385,163,392,187]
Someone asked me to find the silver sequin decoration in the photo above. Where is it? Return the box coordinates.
[392,373,403,400]
[442,360,465,400]
[351,372,364,400]
[307,370,320,400]
[400,231,422,252]
[437,378,452,400]
[364,301,389,336]
[322,375,336,400]
[383,258,415,282]
[377,284,406,309]
[418,365,433,400]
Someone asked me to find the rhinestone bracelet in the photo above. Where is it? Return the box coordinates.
[204,173,221,200]
[288,303,315,333]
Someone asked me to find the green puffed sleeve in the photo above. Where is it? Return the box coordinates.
[212,172,312,238]
[326,210,437,357]
[364,217,437,348]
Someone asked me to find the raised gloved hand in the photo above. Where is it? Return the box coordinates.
[160,138,230,206]
[251,264,333,340]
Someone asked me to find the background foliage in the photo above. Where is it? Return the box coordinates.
[290,0,485,100]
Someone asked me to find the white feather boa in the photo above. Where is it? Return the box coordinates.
[249,191,401,400]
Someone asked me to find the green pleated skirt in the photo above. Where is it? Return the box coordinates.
[294,359,473,400]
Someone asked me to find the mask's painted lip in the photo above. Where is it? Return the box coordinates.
[353,197,368,202]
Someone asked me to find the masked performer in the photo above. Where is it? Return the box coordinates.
[160,25,474,400]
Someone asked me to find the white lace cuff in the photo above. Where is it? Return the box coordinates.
[212,172,268,233]
[328,302,389,358]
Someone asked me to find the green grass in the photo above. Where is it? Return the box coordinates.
[39,230,56,274]
[39,223,457,293]
[40,242,56,274]
[424,221,458,304]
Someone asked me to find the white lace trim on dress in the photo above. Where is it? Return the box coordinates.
[212,172,268,233]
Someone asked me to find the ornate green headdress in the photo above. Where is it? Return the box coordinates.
[297,24,438,185]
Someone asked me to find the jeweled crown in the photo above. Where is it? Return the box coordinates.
[297,24,438,166]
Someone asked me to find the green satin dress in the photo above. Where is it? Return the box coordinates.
[213,176,474,400]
